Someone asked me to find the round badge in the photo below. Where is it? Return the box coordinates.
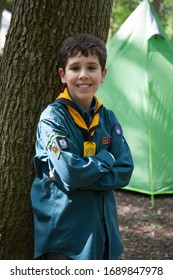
[114,124,122,136]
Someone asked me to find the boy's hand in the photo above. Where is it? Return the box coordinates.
[49,171,56,181]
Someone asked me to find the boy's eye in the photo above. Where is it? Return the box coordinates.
[88,66,97,71]
[70,66,79,71]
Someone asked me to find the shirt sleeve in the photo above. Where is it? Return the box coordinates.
[95,117,134,190]
[96,137,134,190]
[37,118,116,191]
[83,116,134,191]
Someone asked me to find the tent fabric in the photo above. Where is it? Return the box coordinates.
[97,0,173,196]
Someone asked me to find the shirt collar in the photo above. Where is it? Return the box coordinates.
[69,92,97,119]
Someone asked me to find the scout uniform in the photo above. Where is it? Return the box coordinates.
[30,88,134,260]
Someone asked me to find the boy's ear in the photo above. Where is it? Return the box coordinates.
[101,68,107,83]
[59,68,66,83]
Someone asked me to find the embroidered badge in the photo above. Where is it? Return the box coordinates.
[51,142,60,158]
[57,138,69,150]
[102,136,112,144]
[46,132,69,158]
[114,124,122,136]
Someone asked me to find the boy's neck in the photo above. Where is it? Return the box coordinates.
[69,93,93,112]
[80,101,92,112]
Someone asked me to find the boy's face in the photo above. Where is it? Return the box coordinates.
[59,52,106,111]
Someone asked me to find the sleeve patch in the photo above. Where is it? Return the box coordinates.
[114,124,122,136]
[51,142,60,158]
[57,138,69,150]
[46,132,69,158]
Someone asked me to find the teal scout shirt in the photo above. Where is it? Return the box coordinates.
[30,96,134,260]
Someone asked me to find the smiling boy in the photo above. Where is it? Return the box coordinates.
[30,34,134,260]
[59,53,106,111]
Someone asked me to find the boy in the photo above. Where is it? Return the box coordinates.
[30,33,134,260]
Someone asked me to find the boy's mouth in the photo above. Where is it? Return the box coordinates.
[76,83,92,88]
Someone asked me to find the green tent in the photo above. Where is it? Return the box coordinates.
[97,0,173,200]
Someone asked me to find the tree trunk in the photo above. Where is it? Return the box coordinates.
[0,0,113,259]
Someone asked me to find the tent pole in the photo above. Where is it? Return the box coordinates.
[151,194,154,207]
[147,47,155,207]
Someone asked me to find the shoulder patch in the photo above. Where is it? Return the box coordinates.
[46,132,66,149]
[114,124,122,136]
[51,142,60,158]
[102,136,112,144]
[57,138,69,150]
[46,132,69,158]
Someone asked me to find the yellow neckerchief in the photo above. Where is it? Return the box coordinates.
[56,88,103,141]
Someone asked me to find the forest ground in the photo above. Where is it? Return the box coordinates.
[114,190,173,260]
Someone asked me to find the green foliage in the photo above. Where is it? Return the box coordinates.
[109,0,173,42]
[159,0,173,41]
[5,0,14,12]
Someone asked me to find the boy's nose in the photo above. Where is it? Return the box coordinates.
[78,69,88,79]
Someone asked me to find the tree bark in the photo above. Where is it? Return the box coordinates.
[0,0,113,259]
